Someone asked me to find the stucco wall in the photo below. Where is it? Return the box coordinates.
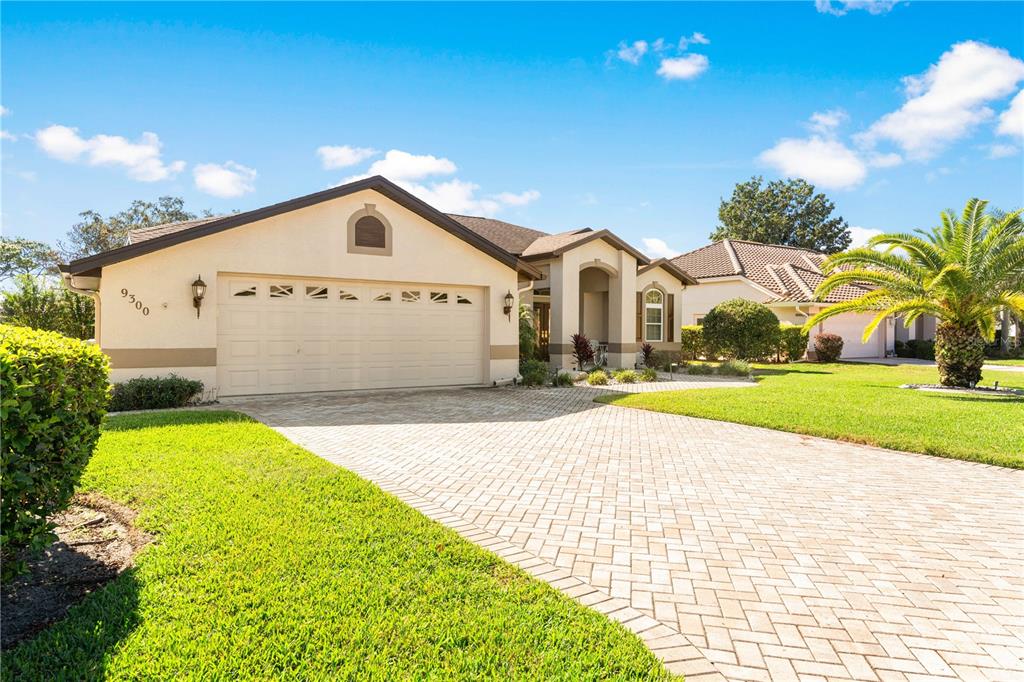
[99,189,521,389]
[679,277,772,324]
[635,266,687,352]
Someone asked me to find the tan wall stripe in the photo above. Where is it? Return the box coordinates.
[489,344,519,360]
[105,348,217,369]
[607,342,639,354]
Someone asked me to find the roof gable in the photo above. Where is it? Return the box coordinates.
[62,176,541,278]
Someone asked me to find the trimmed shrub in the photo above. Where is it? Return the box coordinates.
[639,367,658,382]
[814,333,844,362]
[586,369,609,386]
[640,342,656,368]
[518,308,536,361]
[778,323,809,362]
[686,362,715,375]
[552,371,574,387]
[651,350,683,372]
[679,325,704,360]
[519,358,549,387]
[614,369,638,384]
[718,359,752,376]
[1,325,109,581]
[109,374,204,412]
[703,299,780,360]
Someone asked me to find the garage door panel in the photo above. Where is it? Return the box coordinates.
[218,276,485,396]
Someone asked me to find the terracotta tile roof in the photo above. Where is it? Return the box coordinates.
[127,216,225,244]
[671,239,872,304]
[445,214,548,255]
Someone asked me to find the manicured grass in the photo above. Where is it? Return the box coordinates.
[597,362,1024,468]
[987,358,1024,367]
[7,411,673,680]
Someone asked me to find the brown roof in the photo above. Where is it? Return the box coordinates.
[61,176,542,279]
[445,214,548,256]
[670,239,871,304]
[127,216,225,244]
[637,258,699,286]
[520,228,595,257]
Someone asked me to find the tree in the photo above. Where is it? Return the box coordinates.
[703,298,780,360]
[58,196,211,261]
[0,237,59,279]
[804,199,1024,387]
[712,176,851,254]
[0,275,94,340]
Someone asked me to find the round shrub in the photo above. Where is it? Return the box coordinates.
[639,367,658,382]
[109,374,204,412]
[717,359,751,376]
[519,358,549,386]
[586,369,609,386]
[778,323,809,362]
[614,369,638,384]
[1,325,109,581]
[814,333,844,362]
[702,299,780,360]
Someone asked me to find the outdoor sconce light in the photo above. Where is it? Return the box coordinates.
[503,290,515,319]
[192,275,207,318]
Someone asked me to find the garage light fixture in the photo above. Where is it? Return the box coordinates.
[192,276,207,318]
[503,290,514,319]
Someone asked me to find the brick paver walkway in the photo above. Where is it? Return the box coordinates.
[227,387,1024,681]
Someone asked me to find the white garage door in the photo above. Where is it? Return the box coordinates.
[822,312,881,359]
[217,275,485,396]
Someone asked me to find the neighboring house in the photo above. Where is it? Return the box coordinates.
[59,175,696,397]
[671,239,896,359]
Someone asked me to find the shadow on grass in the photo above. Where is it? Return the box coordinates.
[750,367,831,376]
[3,569,141,681]
[102,410,253,432]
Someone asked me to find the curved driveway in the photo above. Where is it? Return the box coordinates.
[229,386,1024,681]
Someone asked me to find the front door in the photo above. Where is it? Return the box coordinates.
[533,301,550,360]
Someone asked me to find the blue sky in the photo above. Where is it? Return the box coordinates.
[3,1,1023,258]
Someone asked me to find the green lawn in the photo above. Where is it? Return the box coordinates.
[7,411,673,681]
[987,358,1024,367]
[597,362,1024,468]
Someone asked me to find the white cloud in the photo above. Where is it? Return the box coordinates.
[193,161,257,198]
[615,40,649,65]
[641,238,681,259]
[341,149,538,216]
[34,124,185,181]
[1,130,16,142]
[678,32,710,50]
[815,0,899,16]
[858,41,1024,160]
[988,143,1019,159]
[997,90,1024,138]
[866,152,903,168]
[759,135,867,189]
[848,226,883,248]
[809,108,848,134]
[316,145,378,170]
[657,54,710,81]
[361,149,457,182]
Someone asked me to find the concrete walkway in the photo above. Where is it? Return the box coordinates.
[227,386,1024,681]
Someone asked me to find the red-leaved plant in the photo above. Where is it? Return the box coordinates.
[570,332,595,370]
[640,342,655,368]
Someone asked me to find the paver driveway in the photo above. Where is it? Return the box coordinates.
[227,386,1024,681]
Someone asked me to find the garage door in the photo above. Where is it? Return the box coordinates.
[822,313,881,359]
[217,275,485,396]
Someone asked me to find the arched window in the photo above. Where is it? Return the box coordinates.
[644,289,664,342]
[354,216,387,248]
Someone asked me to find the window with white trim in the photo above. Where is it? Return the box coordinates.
[401,290,421,303]
[644,289,664,342]
[305,286,329,300]
[269,284,294,299]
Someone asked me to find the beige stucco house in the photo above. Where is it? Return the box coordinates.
[671,239,895,359]
[60,176,697,397]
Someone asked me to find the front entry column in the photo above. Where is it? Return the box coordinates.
[607,250,638,368]
[548,258,580,370]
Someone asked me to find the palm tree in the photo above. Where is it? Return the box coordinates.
[804,199,1024,387]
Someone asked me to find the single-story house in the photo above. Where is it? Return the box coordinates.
[671,239,896,359]
[60,175,697,397]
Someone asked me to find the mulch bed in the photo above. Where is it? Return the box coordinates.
[1,494,152,650]
[900,383,1024,397]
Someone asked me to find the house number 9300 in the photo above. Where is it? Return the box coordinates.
[120,288,150,316]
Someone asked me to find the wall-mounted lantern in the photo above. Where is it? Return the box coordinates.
[503,290,515,319]
[192,276,207,318]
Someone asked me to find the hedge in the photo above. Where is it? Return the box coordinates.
[109,375,204,412]
[0,325,109,581]
[679,325,704,360]
[778,323,809,362]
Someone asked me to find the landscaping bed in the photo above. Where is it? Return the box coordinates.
[5,410,674,680]
[597,362,1024,468]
